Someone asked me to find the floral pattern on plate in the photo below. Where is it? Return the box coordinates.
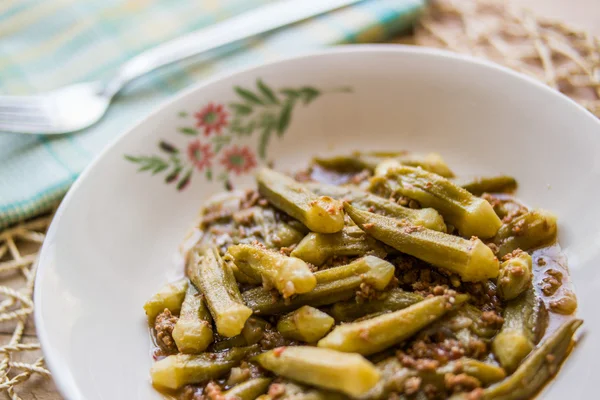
[124,79,350,190]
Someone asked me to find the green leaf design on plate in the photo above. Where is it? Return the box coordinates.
[205,168,213,181]
[159,141,179,154]
[177,169,193,191]
[230,103,253,116]
[277,101,293,137]
[235,86,265,105]
[125,155,170,174]
[165,166,182,183]
[300,87,321,105]
[179,127,198,135]
[257,79,279,104]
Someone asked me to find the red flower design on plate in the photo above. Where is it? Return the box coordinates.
[194,103,228,136]
[220,145,257,175]
[187,140,214,171]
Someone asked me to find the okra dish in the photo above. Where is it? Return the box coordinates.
[144,151,581,400]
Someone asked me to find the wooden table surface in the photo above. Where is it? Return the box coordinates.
[17,1,600,399]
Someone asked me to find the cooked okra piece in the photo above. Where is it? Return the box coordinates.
[150,346,257,390]
[242,256,395,315]
[313,151,454,178]
[306,182,446,232]
[373,166,502,238]
[345,204,499,282]
[223,377,272,400]
[290,226,387,266]
[227,243,316,298]
[267,381,348,400]
[188,247,252,337]
[330,288,424,322]
[254,346,380,397]
[277,306,335,343]
[318,294,469,355]
[435,358,506,386]
[458,175,518,196]
[497,251,533,300]
[172,285,213,354]
[229,261,262,285]
[256,168,344,233]
[493,210,558,257]
[143,278,188,323]
[492,287,549,373]
[482,319,582,400]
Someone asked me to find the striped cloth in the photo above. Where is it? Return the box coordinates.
[0,0,424,229]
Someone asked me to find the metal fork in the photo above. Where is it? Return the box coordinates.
[0,0,363,134]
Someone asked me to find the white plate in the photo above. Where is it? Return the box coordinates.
[35,45,600,400]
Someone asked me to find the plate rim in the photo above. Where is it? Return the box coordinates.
[33,43,600,400]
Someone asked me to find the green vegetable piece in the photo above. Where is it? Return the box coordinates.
[150,346,256,390]
[224,377,272,400]
[277,306,335,343]
[143,278,188,323]
[242,256,395,315]
[172,285,214,354]
[493,210,558,258]
[257,168,344,233]
[228,243,316,298]
[290,226,387,266]
[492,287,549,373]
[188,247,252,337]
[314,151,454,178]
[497,251,533,301]
[372,166,502,238]
[267,381,348,400]
[481,319,582,400]
[254,346,380,397]
[306,182,447,232]
[345,204,499,282]
[437,358,506,386]
[318,294,469,355]
[458,175,518,196]
[330,288,424,322]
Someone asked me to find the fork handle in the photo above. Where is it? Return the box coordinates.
[102,0,363,97]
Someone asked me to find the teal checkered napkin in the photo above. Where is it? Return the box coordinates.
[0,0,424,229]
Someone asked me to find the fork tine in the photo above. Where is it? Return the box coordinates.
[0,108,52,120]
[0,115,56,132]
[0,96,49,110]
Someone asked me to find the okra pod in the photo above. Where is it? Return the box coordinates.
[242,256,395,315]
[373,166,502,238]
[267,381,348,400]
[493,210,558,257]
[492,287,549,373]
[497,251,533,301]
[318,294,469,355]
[330,288,424,322]
[172,285,214,354]
[223,377,272,400]
[188,247,252,337]
[435,358,506,386]
[228,243,316,298]
[143,278,188,323]
[257,168,344,233]
[313,151,454,177]
[345,204,499,282]
[458,176,518,196]
[277,306,335,343]
[482,319,582,400]
[305,182,446,232]
[290,226,387,266]
[254,346,380,396]
[150,346,257,390]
